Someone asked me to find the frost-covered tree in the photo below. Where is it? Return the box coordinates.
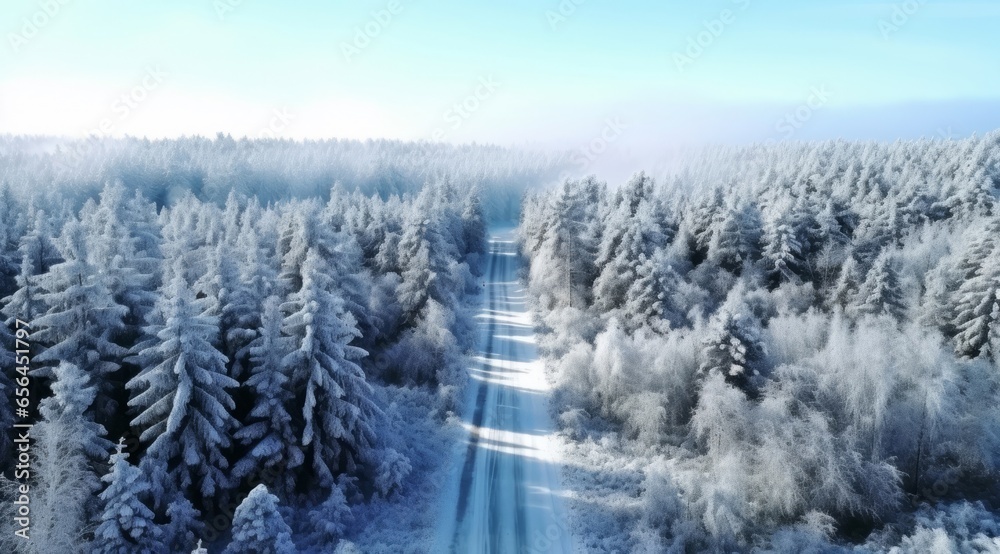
[307,482,354,546]
[952,245,1000,359]
[232,296,302,492]
[81,183,161,341]
[223,484,296,554]
[282,249,380,493]
[621,251,682,332]
[698,310,765,391]
[827,254,862,311]
[39,361,112,481]
[29,361,111,553]
[127,267,238,503]
[708,201,763,274]
[594,193,667,313]
[854,251,907,321]
[1,206,59,325]
[762,216,805,289]
[93,440,164,554]
[33,218,129,414]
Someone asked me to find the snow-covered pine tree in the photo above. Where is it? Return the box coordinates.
[224,227,278,379]
[306,480,354,546]
[1,206,59,325]
[0,183,25,299]
[30,361,113,553]
[163,495,204,554]
[698,310,766,391]
[278,203,372,340]
[460,185,489,268]
[282,249,380,494]
[621,251,681,333]
[223,484,296,554]
[82,183,162,342]
[39,361,112,480]
[707,200,763,274]
[232,296,302,493]
[687,186,724,261]
[33,218,129,407]
[93,439,164,554]
[395,193,456,322]
[126,265,239,503]
[854,251,907,321]
[593,195,666,314]
[952,244,1000,359]
[762,215,805,289]
[528,180,597,310]
[827,254,864,310]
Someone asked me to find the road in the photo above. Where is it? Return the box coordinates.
[435,230,573,554]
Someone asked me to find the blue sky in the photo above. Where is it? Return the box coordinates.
[2,0,999,156]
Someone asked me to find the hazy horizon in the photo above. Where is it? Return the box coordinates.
[3,0,999,157]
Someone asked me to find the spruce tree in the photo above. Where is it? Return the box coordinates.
[282,249,379,493]
[93,440,164,554]
[232,296,302,493]
[855,251,907,321]
[127,266,239,502]
[223,485,296,554]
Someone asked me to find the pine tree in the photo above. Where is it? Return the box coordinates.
[708,201,763,274]
[699,310,765,391]
[31,362,111,552]
[952,246,1000,359]
[93,440,164,554]
[762,216,805,289]
[621,251,681,333]
[395,195,456,322]
[0,183,25,299]
[163,496,204,554]
[1,206,59,326]
[127,267,239,502]
[232,296,302,492]
[225,226,278,378]
[460,187,488,264]
[223,485,296,554]
[855,251,907,321]
[827,255,862,310]
[593,198,665,313]
[82,183,161,341]
[33,218,129,414]
[282,249,380,493]
[307,481,354,546]
[39,361,112,476]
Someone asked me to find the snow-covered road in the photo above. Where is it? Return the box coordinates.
[435,230,573,553]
